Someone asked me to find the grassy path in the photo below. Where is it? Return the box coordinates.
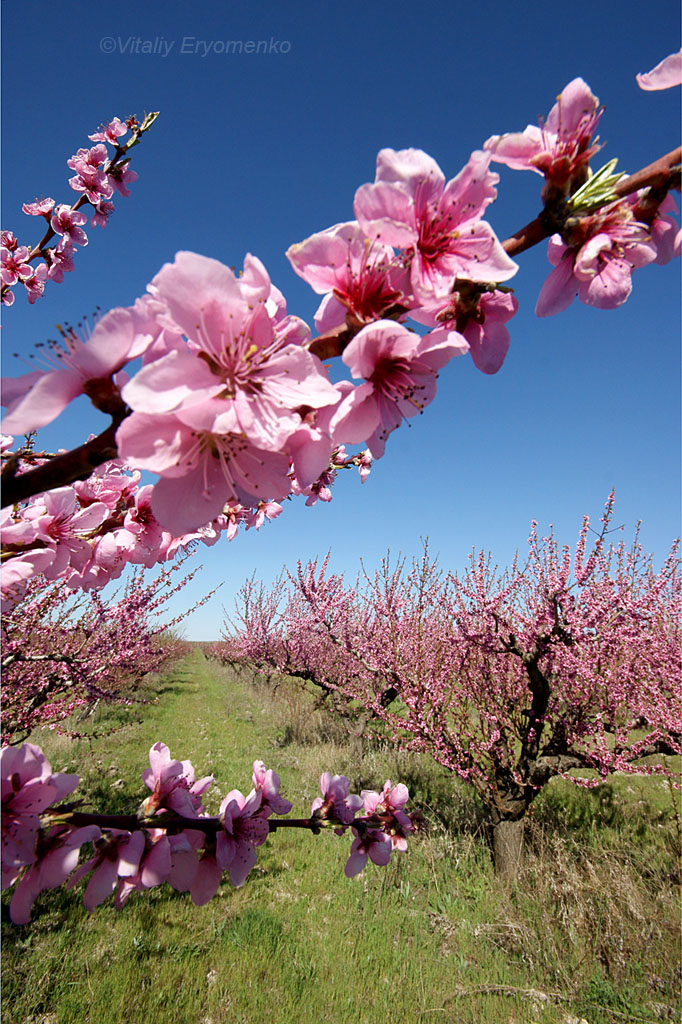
[2,650,680,1024]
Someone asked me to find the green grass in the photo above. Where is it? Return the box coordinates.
[3,650,680,1024]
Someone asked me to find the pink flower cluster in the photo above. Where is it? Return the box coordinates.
[1,116,144,307]
[535,193,666,316]
[485,73,680,313]
[1,460,187,606]
[288,147,520,380]
[1,742,414,923]
[0,248,382,568]
[0,437,289,608]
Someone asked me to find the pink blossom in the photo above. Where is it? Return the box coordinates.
[116,410,294,535]
[25,263,48,304]
[285,422,335,493]
[67,145,114,204]
[116,252,341,532]
[187,846,223,906]
[638,193,681,265]
[140,742,213,817]
[412,286,518,375]
[68,145,108,173]
[164,832,200,894]
[1,504,41,549]
[67,829,145,911]
[45,240,76,282]
[1,743,78,888]
[22,197,55,217]
[250,760,292,816]
[217,788,270,886]
[249,500,283,531]
[536,198,658,315]
[90,201,115,229]
[109,164,138,198]
[0,549,55,612]
[88,117,128,144]
[374,780,409,815]
[344,828,392,877]
[73,460,140,510]
[63,530,127,591]
[1,245,34,286]
[1,307,143,434]
[9,825,100,924]
[356,449,373,483]
[636,50,682,90]
[354,148,517,304]
[311,772,363,825]
[114,485,168,566]
[361,780,413,851]
[50,204,89,247]
[114,829,173,909]
[288,441,341,505]
[328,319,468,457]
[23,487,109,580]
[122,252,338,446]
[286,221,412,331]
[484,78,603,191]
[221,502,250,541]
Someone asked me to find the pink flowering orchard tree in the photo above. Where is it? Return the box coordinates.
[1,55,681,916]
[223,497,681,878]
[1,558,209,744]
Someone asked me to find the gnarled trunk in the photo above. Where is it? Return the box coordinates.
[492,817,525,880]
[486,768,531,880]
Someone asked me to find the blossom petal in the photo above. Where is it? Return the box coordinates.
[1,370,83,434]
[535,255,578,317]
[637,50,682,90]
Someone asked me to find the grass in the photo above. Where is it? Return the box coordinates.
[2,650,680,1024]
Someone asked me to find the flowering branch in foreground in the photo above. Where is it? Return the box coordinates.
[1,742,417,924]
[3,70,680,540]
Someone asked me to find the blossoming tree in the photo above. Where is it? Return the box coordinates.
[224,497,681,877]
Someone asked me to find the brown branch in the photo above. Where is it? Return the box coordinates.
[613,146,681,199]
[1,112,159,304]
[614,737,682,760]
[2,651,79,670]
[1,421,122,507]
[63,811,324,835]
[527,753,592,786]
[502,209,564,259]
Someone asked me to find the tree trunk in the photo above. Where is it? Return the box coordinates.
[492,817,525,880]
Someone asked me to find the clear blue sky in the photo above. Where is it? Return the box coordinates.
[2,0,680,639]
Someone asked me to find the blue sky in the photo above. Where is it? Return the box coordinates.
[2,0,680,639]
